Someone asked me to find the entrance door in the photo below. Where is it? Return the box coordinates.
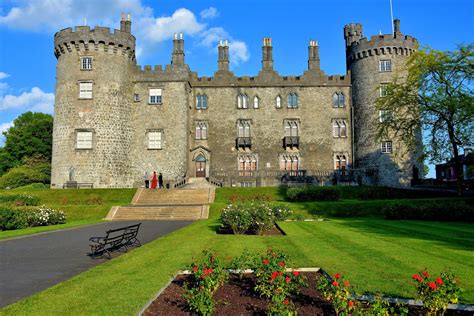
[195,155,206,177]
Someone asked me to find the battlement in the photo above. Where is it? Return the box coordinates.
[54,26,136,60]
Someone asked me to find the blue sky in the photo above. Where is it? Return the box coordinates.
[0,0,473,176]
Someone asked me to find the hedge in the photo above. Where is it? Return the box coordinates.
[383,200,474,222]
[286,186,341,202]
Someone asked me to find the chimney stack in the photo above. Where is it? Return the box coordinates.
[124,13,132,33]
[393,19,401,37]
[262,37,273,71]
[308,40,320,70]
[218,39,229,72]
[172,32,185,65]
[120,13,126,32]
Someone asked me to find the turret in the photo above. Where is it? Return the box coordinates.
[262,37,273,71]
[344,23,363,47]
[172,32,185,65]
[218,40,229,72]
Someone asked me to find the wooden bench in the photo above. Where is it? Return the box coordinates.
[88,223,141,258]
[63,182,94,189]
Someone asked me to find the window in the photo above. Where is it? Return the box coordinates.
[196,94,208,109]
[237,94,249,109]
[81,57,92,70]
[285,121,299,136]
[133,94,140,102]
[239,155,257,176]
[149,88,162,104]
[280,155,299,171]
[276,95,282,108]
[288,93,298,108]
[333,120,347,137]
[379,84,388,97]
[238,120,251,137]
[79,82,92,99]
[253,96,259,109]
[379,110,391,123]
[379,60,392,72]
[76,131,92,149]
[240,182,253,187]
[148,131,162,149]
[381,141,392,153]
[332,92,345,107]
[195,122,208,140]
[334,154,347,170]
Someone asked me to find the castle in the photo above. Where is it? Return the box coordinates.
[50,16,421,188]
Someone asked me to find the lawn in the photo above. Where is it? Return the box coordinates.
[0,188,136,240]
[1,187,473,315]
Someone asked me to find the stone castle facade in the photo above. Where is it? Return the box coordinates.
[50,16,422,188]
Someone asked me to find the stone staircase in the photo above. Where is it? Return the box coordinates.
[106,182,214,220]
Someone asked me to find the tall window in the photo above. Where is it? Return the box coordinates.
[379,60,392,72]
[239,155,257,176]
[76,131,93,149]
[149,88,162,104]
[80,57,92,70]
[238,120,251,137]
[237,94,249,109]
[275,95,282,108]
[195,122,208,140]
[334,154,347,170]
[285,121,299,136]
[333,120,347,137]
[280,155,299,171]
[288,93,298,108]
[148,131,162,149]
[79,82,93,99]
[332,92,345,107]
[381,141,392,153]
[379,84,388,97]
[253,96,259,109]
[379,110,391,123]
[196,94,208,109]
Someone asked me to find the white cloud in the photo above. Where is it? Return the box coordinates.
[0,121,13,147]
[199,27,250,65]
[0,72,9,80]
[228,41,250,65]
[0,87,55,114]
[200,7,219,19]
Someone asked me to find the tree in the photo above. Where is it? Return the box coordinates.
[1,112,53,174]
[376,44,474,195]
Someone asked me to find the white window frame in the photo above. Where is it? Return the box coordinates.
[379,110,391,123]
[149,88,162,105]
[253,96,259,109]
[237,94,248,109]
[79,82,93,99]
[195,122,208,140]
[334,154,347,170]
[196,94,208,110]
[148,130,162,149]
[379,60,392,72]
[276,95,282,108]
[285,121,299,137]
[238,120,251,138]
[80,57,92,70]
[76,130,93,149]
[288,93,298,108]
[381,141,392,153]
[379,84,388,97]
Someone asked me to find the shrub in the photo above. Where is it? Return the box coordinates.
[0,194,40,206]
[271,204,293,221]
[0,205,66,231]
[220,204,253,234]
[84,195,103,205]
[383,200,474,222]
[317,272,358,315]
[286,186,341,202]
[248,203,274,235]
[0,162,50,189]
[0,208,29,230]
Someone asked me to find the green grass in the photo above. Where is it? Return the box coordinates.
[2,187,473,315]
[0,188,136,240]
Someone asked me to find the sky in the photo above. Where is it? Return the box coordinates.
[0,0,473,177]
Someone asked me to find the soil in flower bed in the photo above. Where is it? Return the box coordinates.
[142,272,473,316]
[216,224,286,236]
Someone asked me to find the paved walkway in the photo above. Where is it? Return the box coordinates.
[0,220,192,308]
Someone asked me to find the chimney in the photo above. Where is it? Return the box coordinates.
[124,13,132,33]
[308,40,320,70]
[172,32,185,65]
[393,19,401,37]
[262,37,273,70]
[120,13,126,32]
[218,40,229,72]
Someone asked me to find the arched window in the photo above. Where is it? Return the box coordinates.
[332,93,339,107]
[280,155,299,173]
[196,94,208,109]
[333,120,347,137]
[276,95,282,108]
[335,154,347,170]
[285,121,299,136]
[288,93,298,108]
[333,121,340,137]
[338,93,345,107]
[340,121,346,137]
[195,122,208,140]
[237,94,249,109]
[253,96,259,109]
[238,154,257,176]
[238,120,251,137]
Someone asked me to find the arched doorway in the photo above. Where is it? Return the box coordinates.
[195,154,206,177]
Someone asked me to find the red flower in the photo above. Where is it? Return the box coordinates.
[211,257,215,262]
[436,277,443,285]
[344,281,350,287]
[193,266,197,273]
[293,271,300,276]
[278,261,285,267]
[428,282,437,290]
[335,273,341,279]
[285,277,291,283]
[263,259,269,265]
[271,271,279,280]
[209,267,213,273]
[412,274,423,282]
[283,300,289,305]
[348,301,354,308]
[422,271,429,277]
[332,281,339,287]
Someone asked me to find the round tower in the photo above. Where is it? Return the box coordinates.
[345,19,422,186]
[51,16,136,188]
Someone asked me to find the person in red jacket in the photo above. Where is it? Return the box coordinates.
[151,171,157,189]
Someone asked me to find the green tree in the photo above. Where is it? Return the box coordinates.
[376,44,474,195]
[1,112,53,174]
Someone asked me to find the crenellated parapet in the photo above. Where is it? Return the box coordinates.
[54,26,136,61]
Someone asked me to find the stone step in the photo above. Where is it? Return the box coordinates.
[134,188,211,205]
[111,205,205,220]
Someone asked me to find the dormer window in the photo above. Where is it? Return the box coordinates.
[80,57,92,70]
[237,94,249,109]
[288,93,298,108]
[196,94,208,109]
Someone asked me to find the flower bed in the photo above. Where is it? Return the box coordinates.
[0,205,66,230]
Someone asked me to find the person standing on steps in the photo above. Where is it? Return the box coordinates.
[144,171,150,188]
[151,171,157,189]
[158,172,164,189]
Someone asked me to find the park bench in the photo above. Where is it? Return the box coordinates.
[62,182,94,189]
[88,223,141,259]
